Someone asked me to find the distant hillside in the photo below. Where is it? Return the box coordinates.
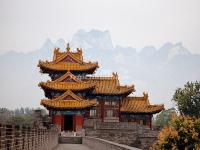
[0,29,200,109]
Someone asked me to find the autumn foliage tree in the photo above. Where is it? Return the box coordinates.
[152,81,200,149]
[152,116,200,150]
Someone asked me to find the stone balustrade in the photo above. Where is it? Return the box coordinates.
[83,136,141,150]
[0,123,58,150]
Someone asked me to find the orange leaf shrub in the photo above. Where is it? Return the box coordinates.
[151,116,200,150]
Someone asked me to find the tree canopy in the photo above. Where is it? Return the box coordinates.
[172,81,200,118]
[0,107,34,126]
[154,108,177,127]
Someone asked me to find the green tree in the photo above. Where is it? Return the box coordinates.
[154,108,177,127]
[0,108,13,124]
[172,81,200,117]
[6,115,34,127]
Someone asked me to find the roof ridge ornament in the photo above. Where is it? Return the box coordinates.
[66,43,70,52]
[143,92,149,99]
[112,72,118,79]
[54,47,59,53]
[77,47,82,53]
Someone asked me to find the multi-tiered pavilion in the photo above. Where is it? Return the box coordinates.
[38,44,164,131]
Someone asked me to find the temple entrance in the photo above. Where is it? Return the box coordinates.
[64,115,73,131]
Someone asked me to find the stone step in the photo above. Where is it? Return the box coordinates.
[58,136,82,144]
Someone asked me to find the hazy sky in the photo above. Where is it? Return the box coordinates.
[0,0,200,54]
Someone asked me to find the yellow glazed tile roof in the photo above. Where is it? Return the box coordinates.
[41,99,97,109]
[53,71,81,82]
[39,71,96,91]
[39,81,95,91]
[38,46,98,72]
[38,61,98,72]
[54,90,85,101]
[121,93,164,114]
[40,90,97,109]
[53,47,83,62]
[87,73,135,95]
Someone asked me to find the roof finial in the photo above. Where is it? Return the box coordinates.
[143,92,148,99]
[66,43,70,52]
[112,72,118,78]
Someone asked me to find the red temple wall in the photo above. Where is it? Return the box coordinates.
[51,114,84,131]
[52,115,62,125]
[74,115,83,131]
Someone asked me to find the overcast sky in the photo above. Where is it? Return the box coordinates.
[0,0,200,54]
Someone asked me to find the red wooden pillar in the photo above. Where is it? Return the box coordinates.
[53,115,62,130]
[75,115,83,131]
[82,115,84,125]
[61,115,64,131]
[73,115,76,131]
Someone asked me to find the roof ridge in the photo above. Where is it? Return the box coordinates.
[54,50,83,64]
[53,46,83,61]
[53,71,81,83]
[54,90,85,101]
[41,99,97,109]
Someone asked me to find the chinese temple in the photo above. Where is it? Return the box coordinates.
[38,44,164,131]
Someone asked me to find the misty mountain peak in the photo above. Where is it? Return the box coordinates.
[71,29,113,50]
[41,38,54,51]
[140,46,157,57]
[55,38,66,51]
[168,42,190,59]
[160,42,174,51]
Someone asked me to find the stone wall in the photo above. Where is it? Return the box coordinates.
[0,123,59,150]
[83,136,141,150]
[84,119,159,149]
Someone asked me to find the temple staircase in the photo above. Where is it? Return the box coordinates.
[58,130,84,144]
